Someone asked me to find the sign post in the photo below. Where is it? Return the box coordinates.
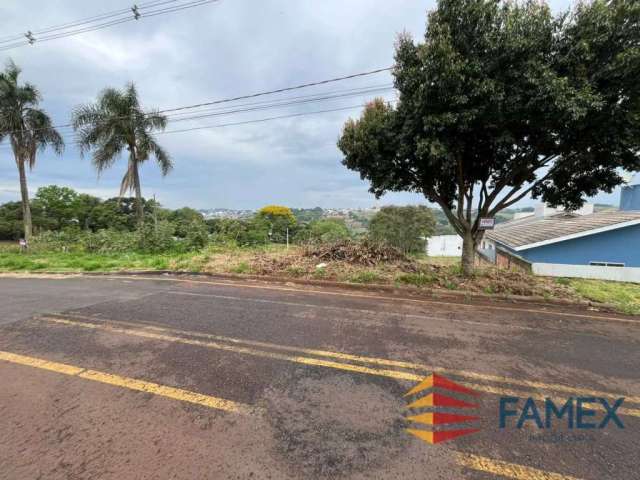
[478,218,495,230]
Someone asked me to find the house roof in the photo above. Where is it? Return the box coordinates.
[485,210,640,251]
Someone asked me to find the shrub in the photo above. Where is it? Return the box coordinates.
[184,220,210,250]
[349,271,382,284]
[231,262,250,274]
[81,229,136,253]
[135,221,176,253]
[307,218,351,243]
[30,229,83,252]
[396,272,436,287]
[236,217,270,246]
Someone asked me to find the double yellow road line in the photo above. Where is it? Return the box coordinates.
[41,314,640,418]
[0,348,582,480]
[3,313,636,480]
[0,350,250,413]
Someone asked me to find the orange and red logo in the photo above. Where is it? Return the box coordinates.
[404,373,481,444]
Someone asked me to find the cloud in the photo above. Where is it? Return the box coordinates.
[1,0,600,211]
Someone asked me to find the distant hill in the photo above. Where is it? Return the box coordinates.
[201,204,615,237]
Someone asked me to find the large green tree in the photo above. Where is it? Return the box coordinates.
[338,0,640,275]
[0,61,64,241]
[72,83,171,226]
[369,206,435,254]
[32,185,79,231]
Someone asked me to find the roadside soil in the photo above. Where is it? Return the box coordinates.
[189,245,581,300]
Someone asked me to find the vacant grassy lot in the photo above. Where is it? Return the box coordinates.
[1,244,637,315]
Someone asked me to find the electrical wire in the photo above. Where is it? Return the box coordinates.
[44,84,394,134]
[0,0,178,42]
[158,103,392,135]
[0,67,393,137]
[0,0,218,51]
[0,97,396,151]
[158,67,393,114]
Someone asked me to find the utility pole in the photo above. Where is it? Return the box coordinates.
[152,194,158,231]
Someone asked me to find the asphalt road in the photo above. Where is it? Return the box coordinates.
[0,274,638,480]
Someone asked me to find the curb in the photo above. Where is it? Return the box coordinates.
[72,269,619,313]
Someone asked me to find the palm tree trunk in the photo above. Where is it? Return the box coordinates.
[132,159,144,226]
[16,156,32,242]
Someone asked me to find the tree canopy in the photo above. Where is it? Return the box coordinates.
[257,205,297,242]
[369,206,435,254]
[338,0,640,274]
[72,83,171,225]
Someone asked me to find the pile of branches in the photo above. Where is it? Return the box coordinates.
[303,239,408,266]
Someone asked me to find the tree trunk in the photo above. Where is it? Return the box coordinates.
[17,157,32,242]
[461,230,476,276]
[132,161,144,227]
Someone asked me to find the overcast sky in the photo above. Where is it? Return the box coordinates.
[1,0,621,210]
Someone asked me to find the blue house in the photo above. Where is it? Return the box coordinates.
[482,184,640,270]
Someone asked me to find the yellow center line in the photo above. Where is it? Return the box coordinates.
[42,316,640,418]
[0,349,584,480]
[0,350,250,414]
[47,313,640,405]
[455,453,581,480]
[104,274,640,325]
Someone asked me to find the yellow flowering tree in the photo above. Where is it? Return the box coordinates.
[257,205,296,243]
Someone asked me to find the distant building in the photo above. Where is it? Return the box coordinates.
[480,183,640,282]
[427,235,463,257]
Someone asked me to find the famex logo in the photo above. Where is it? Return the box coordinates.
[499,397,625,430]
[404,373,481,444]
[405,374,626,446]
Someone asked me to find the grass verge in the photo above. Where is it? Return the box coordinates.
[567,279,640,315]
[1,247,637,316]
[0,251,200,273]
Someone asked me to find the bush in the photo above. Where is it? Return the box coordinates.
[184,220,209,250]
[30,229,83,252]
[307,218,351,243]
[81,229,136,253]
[396,272,436,287]
[135,221,176,253]
[349,271,382,284]
[236,217,271,246]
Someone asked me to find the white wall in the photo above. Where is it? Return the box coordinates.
[427,235,462,257]
[532,263,640,283]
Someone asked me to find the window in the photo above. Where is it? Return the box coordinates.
[589,261,625,267]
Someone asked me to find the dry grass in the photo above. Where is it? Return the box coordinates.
[198,245,579,299]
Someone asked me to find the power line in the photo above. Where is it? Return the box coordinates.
[163,83,393,118]
[158,67,394,114]
[44,84,394,134]
[159,103,391,135]
[0,0,176,43]
[0,67,394,137]
[0,0,218,51]
[0,101,393,151]
[0,94,396,152]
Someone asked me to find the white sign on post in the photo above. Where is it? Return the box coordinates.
[479,218,495,230]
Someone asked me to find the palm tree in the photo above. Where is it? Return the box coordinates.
[0,60,64,241]
[72,83,171,226]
